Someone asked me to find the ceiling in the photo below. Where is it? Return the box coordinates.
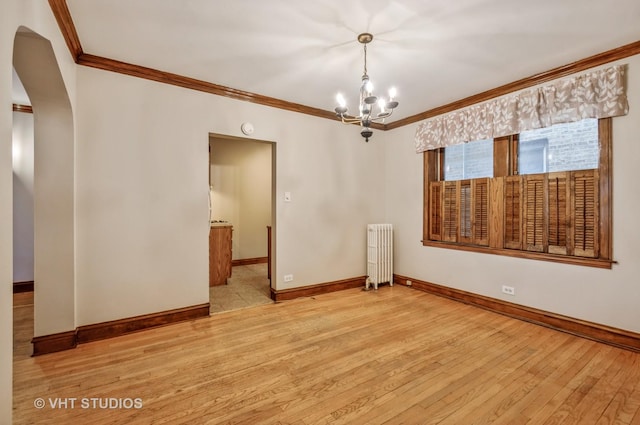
[15,0,640,124]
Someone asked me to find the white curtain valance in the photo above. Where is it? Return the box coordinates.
[414,64,629,153]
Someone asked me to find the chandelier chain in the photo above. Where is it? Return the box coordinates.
[363,44,368,76]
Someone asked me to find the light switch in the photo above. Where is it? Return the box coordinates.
[284,192,291,202]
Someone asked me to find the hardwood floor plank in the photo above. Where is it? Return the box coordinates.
[524,345,621,424]
[207,294,461,423]
[13,286,640,424]
[400,329,547,424]
[521,338,594,424]
[598,359,640,425]
[480,335,589,424]
[570,350,636,424]
[297,301,514,423]
[434,330,572,425]
[349,318,542,424]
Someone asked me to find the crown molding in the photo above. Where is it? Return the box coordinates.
[386,40,640,130]
[76,53,389,128]
[48,1,639,131]
[48,0,83,61]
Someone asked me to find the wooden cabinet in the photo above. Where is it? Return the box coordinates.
[209,225,232,286]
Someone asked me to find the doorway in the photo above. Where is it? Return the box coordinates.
[11,69,35,360]
[208,134,274,313]
[12,27,76,351]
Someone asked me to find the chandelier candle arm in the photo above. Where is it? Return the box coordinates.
[333,33,399,142]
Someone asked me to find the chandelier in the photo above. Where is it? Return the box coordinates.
[334,33,399,142]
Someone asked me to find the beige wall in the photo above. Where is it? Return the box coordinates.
[2,1,79,422]
[0,31,13,425]
[74,64,387,327]
[384,55,640,334]
[210,137,272,260]
[12,111,34,283]
[14,30,76,339]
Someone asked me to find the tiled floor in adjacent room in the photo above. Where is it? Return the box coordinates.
[209,263,273,313]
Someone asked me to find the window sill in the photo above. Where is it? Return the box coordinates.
[421,240,615,269]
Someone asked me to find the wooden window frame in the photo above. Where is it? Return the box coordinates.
[422,118,613,269]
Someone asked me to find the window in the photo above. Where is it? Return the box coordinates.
[519,118,599,174]
[423,118,612,268]
[444,139,493,180]
[518,138,548,174]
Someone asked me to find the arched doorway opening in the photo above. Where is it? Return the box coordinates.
[12,26,75,355]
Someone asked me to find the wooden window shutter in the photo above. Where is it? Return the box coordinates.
[422,120,610,266]
[504,176,522,249]
[547,172,570,255]
[443,181,458,242]
[523,175,546,252]
[572,170,599,258]
[473,179,489,246]
[459,180,472,243]
[429,182,443,241]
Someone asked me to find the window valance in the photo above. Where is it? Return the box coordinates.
[414,64,629,153]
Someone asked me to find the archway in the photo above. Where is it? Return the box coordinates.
[12,27,75,354]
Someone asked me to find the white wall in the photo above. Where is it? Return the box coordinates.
[384,55,640,334]
[12,110,34,283]
[210,137,272,260]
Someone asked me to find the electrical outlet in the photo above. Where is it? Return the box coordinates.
[502,285,515,296]
[406,280,412,287]
[284,274,293,282]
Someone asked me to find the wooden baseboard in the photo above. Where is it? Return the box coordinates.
[32,330,77,356]
[76,303,210,344]
[394,274,640,353]
[271,276,366,302]
[232,257,268,267]
[13,281,34,293]
[13,103,33,113]
[32,303,210,355]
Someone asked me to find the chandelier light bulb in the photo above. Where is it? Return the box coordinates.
[389,87,397,100]
[378,98,387,112]
[365,81,374,94]
[335,93,348,115]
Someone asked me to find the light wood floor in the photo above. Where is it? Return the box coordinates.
[13,285,640,424]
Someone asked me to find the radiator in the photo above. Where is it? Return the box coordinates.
[366,224,393,290]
